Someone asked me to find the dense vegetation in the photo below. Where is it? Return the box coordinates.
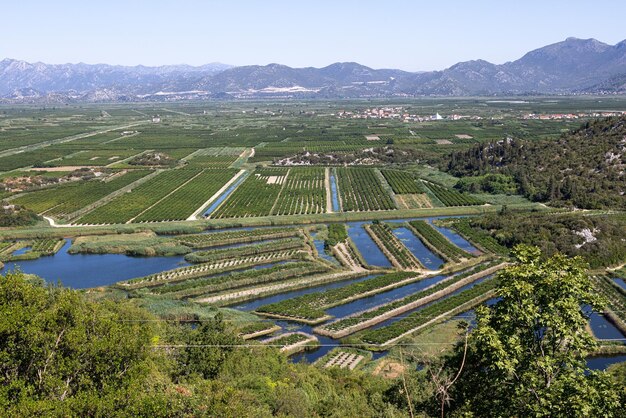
[0,273,403,416]
[0,203,40,227]
[451,212,626,268]
[445,116,626,209]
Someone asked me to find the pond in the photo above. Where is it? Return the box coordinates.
[1,240,189,289]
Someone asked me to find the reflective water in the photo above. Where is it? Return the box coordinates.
[391,226,444,270]
[1,240,189,289]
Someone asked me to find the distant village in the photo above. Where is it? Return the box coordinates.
[335,107,626,122]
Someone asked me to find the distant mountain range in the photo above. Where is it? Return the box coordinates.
[2,37,626,102]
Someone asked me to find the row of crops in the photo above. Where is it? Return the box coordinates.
[148,261,330,300]
[318,262,502,335]
[133,169,237,222]
[336,168,396,212]
[119,249,307,290]
[271,167,327,215]
[366,223,422,270]
[11,170,151,218]
[444,219,510,256]
[422,181,484,206]
[175,227,301,249]
[183,237,305,264]
[255,272,416,321]
[380,170,425,194]
[75,169,204,224]
[407,220,473,263]
[358,277,498,345]
[210,168,289,218]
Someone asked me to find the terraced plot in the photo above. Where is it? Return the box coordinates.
[255,272,417,323]
[365,223,422,270]
[422,181,483,206]
[407,220,473,263]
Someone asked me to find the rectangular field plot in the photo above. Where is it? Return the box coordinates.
[380,170,424,194]
[11,170,151,219]
[336,168,396,212]
[47,149,141,167]
[209,167,289,218]
[271,167,327,215]
[421,181,483,206]
[183,147,245,168]
[133,169,238,222]
[75,169,202,224]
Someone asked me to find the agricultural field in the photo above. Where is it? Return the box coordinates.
[133,169,237,222]
[407,220,474,262]
[365,223,423,270]
[271,167,327,215]
[10,169,152,220]
[75,169,202,224]
[209,167,289,218]
[336,168,396,212]
[380,170,424,194]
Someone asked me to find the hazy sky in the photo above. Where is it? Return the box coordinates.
[2,0,625,71]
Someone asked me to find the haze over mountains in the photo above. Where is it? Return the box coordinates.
[2,37,625,102]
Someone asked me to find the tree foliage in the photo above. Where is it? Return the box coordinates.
[445,116,626,209]
[442,246,622,417]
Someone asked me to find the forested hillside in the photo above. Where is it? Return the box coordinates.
[445,116,626,209]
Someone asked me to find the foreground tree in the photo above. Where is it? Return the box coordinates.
[442,245,622,417]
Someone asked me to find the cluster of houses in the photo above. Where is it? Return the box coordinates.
[335,107,481,122]
[522,111,626,120]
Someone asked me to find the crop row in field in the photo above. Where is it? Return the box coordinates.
[47,149,140,167]
[366,223,422,270]
[444,219,510,256]
[358,277,498,345]
[210,168,289,218]
[183,237,305,264]
[255,272,416,322]
[407,220,472,263]
[317,262,502,335]
[151,261,330,299]
[380,170,425,194]
[184,155,239,168]
[337,168,396,212]
[120,249,306,289]
[175,227,302,249]
[133,169,237,222]
[12,170,152,218]
[271,167,327,215]
[422,181,483,206]
[75,169,202,224]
